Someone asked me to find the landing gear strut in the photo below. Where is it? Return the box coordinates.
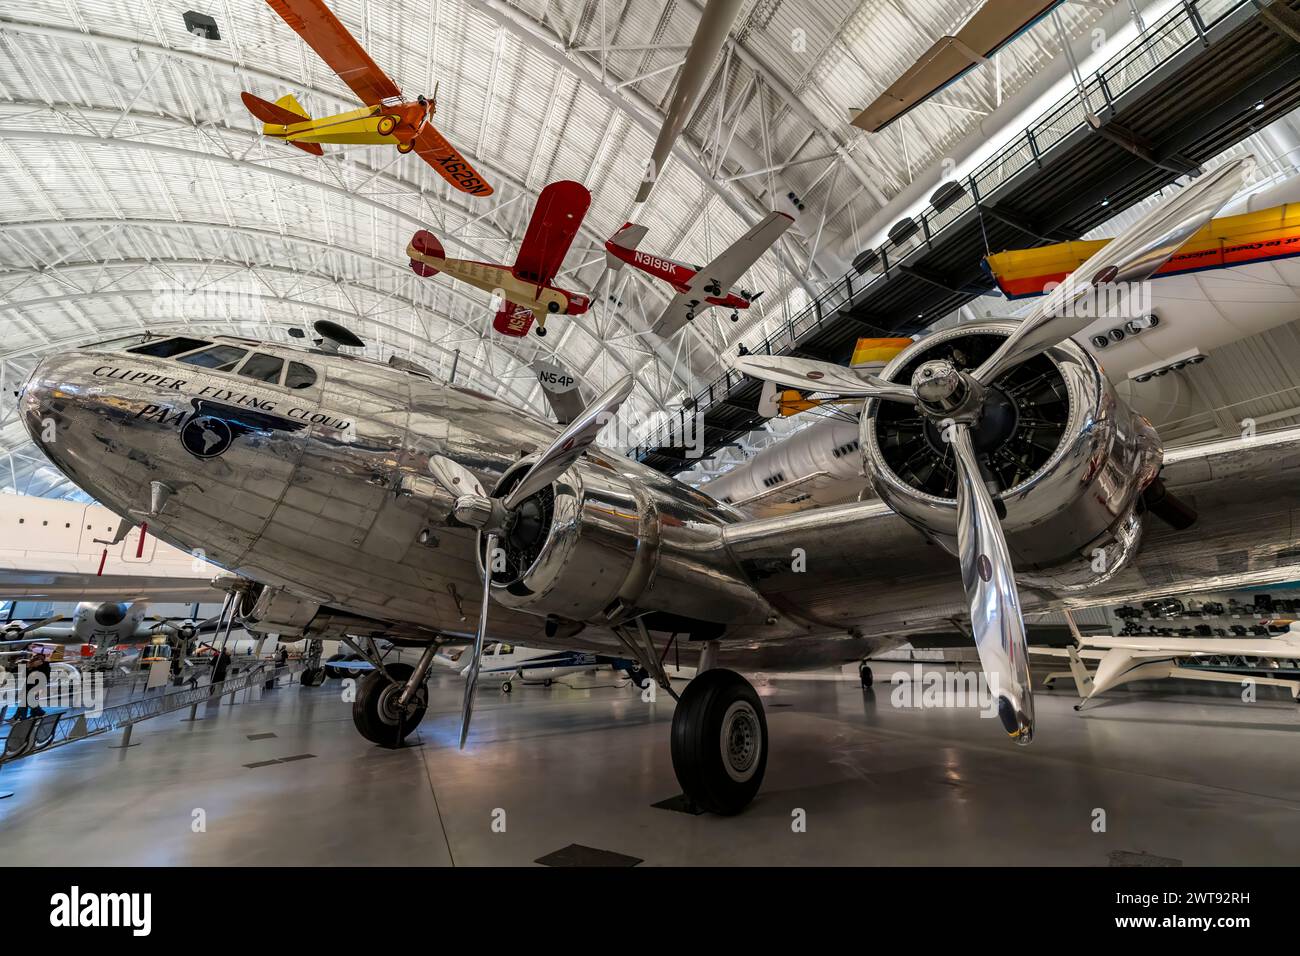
[299,639,326,686]
[670,668,768,815]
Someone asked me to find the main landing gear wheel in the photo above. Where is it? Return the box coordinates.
[670,668,768,815]
[501,679,513,694]
[859,663,873,688]
[300,667,326,687]
[396,140,415,154]
[535,326,547,337]
[377,114,398,136]
[730,312,739,322]
[685,311,695,322]
[353,663,427,749]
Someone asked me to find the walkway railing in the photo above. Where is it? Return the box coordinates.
[627,0,1254,463]
[0,661,298,766]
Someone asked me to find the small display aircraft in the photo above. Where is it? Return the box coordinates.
[604,211,793,336]
[241,0,491,196]
[407,180,592,337]
[1036,625,1300,707]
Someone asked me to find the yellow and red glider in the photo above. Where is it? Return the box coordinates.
[987,200,1300,298]
[241,0,492,196]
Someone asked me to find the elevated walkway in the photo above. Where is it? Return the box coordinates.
[632,0,1300,473]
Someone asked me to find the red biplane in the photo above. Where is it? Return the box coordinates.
[241,0,492,196]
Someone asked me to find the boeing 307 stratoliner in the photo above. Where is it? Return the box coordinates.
[21,157,1300,815]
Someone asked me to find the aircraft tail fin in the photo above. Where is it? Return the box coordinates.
[241,91,310,128]
[604,221,649,271]
[408,230,445,277]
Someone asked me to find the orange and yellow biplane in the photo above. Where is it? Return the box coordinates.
[241,0,492,196]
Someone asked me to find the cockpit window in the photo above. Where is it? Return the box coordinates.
[284,362,317,389]
[238,352,284,384]
[177,344,248,371]
[128,336,211,358]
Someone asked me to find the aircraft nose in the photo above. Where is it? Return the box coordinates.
[19,350,118,496]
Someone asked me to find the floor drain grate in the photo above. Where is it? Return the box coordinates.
[246,732,277,740]
[535,844,642,867]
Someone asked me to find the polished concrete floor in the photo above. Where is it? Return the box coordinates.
[1,664,1298,865]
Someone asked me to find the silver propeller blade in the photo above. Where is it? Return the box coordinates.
[460,531,497,749]
[975,157,1254,385]
[948,424,1034,745]
[503,374,635,510]
[439,377,633,747]
[733,355,918,404]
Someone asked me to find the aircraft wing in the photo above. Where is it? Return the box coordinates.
[0,570,217,605]
[651,290,700,338]
[694,211,793,295]
[413,124,493,196]
[513,180,591,284]
[266,0,401,106]
[851,0,1062,132]
[1068,635,1300,658]
[635,0,746,203]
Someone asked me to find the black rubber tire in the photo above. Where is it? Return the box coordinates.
[859,663,873,689]
[501,679,513,694]
[536,326,547,337]
[670,668,767,815]
[299,666,318,686]
[352,663,426,748]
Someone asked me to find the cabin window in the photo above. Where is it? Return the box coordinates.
[238,352,284,384]
[284,361,317,389]
[127,336,211,358]
[177,345,248,371]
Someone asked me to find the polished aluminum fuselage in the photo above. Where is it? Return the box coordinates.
[19,341,743,650]
[20,338,1300,670]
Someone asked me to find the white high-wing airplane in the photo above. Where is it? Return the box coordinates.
[20,157,1300,816]
[431,642,647,692]
[1035,627,1300,704]
[605,211,793,336]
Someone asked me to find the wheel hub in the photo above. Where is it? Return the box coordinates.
[376,680,425,726]
[720,701,761,782]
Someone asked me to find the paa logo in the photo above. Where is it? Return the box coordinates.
[180,415,233,459]
[50,886,152,936]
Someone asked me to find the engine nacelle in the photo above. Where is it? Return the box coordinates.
[238,584,320,637]
[863,322,1161,586]
[482,453,774,629]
